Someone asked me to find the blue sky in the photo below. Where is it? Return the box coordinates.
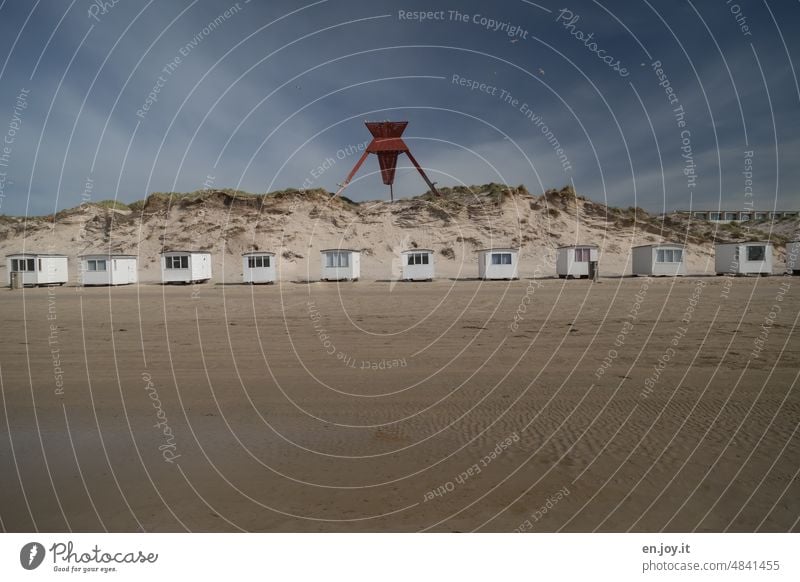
[0,0,798,215]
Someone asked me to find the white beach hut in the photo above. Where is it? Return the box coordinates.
[632,244,686,276]
[6,252,69,287]
[556,244,599,279]
[715,242,773,276]
[787,240,800,275]
[320,249,360,281]
[80,254,138,286]
[401,249,434,281]
[477,248,519,280]
[242,251,276,284]
[160,250,212,284]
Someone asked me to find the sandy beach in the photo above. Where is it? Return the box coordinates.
[0,275,797,532]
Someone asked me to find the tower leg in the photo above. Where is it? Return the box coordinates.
[405,151,440,196]
[334,150,370,197]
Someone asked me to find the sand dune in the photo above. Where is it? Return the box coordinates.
[2,185,797,283]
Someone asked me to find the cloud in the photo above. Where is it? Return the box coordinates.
[0,0,798,216]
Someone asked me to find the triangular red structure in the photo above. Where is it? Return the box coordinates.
[335,121,440,201]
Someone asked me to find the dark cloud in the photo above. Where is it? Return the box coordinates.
[0,0,797,215]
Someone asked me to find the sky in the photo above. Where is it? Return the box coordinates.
[0,0,798,216]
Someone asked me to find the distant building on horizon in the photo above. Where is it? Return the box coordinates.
[676,210,798,222]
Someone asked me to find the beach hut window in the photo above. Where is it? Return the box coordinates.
[407,253,429,265]
[326,252,349,268]
[14,258,35,271]
[656,249,682,263]
[574,248,590,262]
[491,253,512,265]
[248,256,270,268]
[747,245,765,261]
[166,256,189,269]
[87,259,107,272]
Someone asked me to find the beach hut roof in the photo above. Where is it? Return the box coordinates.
[632,243,684,249]
[79,253,138,259]
[6,252,67,257]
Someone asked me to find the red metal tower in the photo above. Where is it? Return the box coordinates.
[335,121,440,202]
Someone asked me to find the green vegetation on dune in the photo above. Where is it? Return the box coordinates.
[93,199,130,210]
